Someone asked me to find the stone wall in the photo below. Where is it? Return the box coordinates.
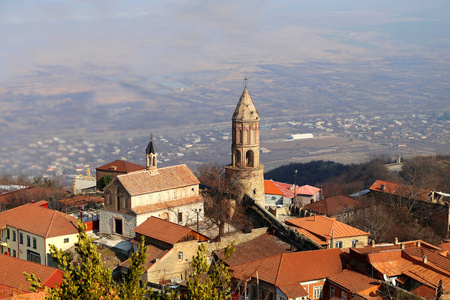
[99,210,136,237]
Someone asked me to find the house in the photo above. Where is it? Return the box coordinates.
[264,180,321,207]
[348,240,450,300]
[230,248,346,300]
[73,168,96,194]
[264,180,289,207]
[285,215,369,249]
[0,202,78,266]
[119,216,209,285]
[326,269,382,300]
[96,159,146,190]
[304,195,362,221]
[99,137,204,237]
[0,253,63,298]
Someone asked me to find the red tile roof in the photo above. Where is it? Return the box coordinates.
[369,180,430,202]
[131,195,203,215]
[285,216,369,243]
[296,185,321,196]
[117,165,200,196]
[304,195,362,217]
[217,233,293,266]
[96,160,145,173]
[119,243,169,271]
[269,180,321,198]
[264,180,284,196]
[0,203,78,238]
[0,254,63,294]
[133,216,209,245]
[231,248,345,297]
[328,269,381,294]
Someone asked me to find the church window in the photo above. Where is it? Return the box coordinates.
[245,150,254,167]
[235,150,241,167]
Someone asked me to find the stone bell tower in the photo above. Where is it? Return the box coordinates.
[225,83,265,206]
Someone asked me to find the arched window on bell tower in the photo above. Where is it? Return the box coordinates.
[235,150,241,167]
[245,150,254,167]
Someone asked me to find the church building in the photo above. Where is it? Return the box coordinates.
[225,85,265,207]
[99,137,204,237]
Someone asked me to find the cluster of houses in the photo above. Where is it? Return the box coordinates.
[1,86,450,299]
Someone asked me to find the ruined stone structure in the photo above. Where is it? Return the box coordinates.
[225,86,265,207]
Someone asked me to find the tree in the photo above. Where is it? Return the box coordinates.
[196,163,251,240]
[99,175,113,191]
[186,242,235,300]
[25,220,167,300]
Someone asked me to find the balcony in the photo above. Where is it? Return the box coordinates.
[1,238,7,246]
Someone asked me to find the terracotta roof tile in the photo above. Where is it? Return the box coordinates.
[285,216,369,241]
[133,216,208,245]
[264,180,284,196]
[231,248,345,290]
[119,244,169,271]
[296,185,321,196]
[305,195,362,217]
[278,283,308,298]
[270,181,321,198]
[328,269,381,294]
[131,195,203,215]
[117,165,200,196]
[218,233,293,266]
[96,160,145,173]
[369,180,430,202]
[0,204,78,237]
[0,254,63,293]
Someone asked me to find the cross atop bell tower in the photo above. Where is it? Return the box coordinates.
[225,81,265,206]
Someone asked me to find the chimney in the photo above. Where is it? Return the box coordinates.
[423,255,428,264]
[417,241,421,247]
[397,154,402,164]
[401,243,405,250]
[371,240,375,247]
[394,237,398,245]
[380,184,385,191]
[331,229,335,249]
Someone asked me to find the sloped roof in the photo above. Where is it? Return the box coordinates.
[231,248,345,297]
[146,136,157,155]
[0,254,64,293]
[305,195,361,217]
[96,160,145,173]
[232,88,260,121]
[117,165,199,197]
[134,216,209,245]
[328,269,381,294]
[296,185,321,196]
[0,203,78,238]
[285,216,369,241]
[119,243,169,271]
[264,180,284,196]
[131,195,203,215]
[217,233,293,266]
[369,179,430,202]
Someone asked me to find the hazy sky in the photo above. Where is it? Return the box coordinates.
[1,0,449,82]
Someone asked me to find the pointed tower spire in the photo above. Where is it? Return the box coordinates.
[146,134,158,174]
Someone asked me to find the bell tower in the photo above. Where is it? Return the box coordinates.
[146,135,158,174]
[225,81,265,206]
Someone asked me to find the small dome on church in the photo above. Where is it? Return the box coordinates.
[232,88,260,121]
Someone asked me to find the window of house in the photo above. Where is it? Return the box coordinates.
[64,238,69,243]
[352,240,358,247]
[12,231,16,242]
[27,235,30,247]
[27,250,41,264]
[12,249,16,257]
[20,233,23,244]
[6,229,10,240]
[313,286,323,299]
[178,212,183,223]
[330,286,335,298]
[335,241,343,248]
[178,252,183,260]
[341,292,347,300]
[33,237,37,249]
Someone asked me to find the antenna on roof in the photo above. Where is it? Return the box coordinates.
[244,76,248,89]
